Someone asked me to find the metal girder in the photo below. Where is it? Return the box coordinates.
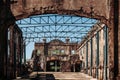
[16,14,98,43]
[17,14,97,25]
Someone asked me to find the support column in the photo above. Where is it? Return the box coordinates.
[19,36,23,75]
[0,27,8,79]
[104,26,108,80]
[86,41,88,74]
[0,1,9,79]
[66,38,70,55]
[96,31,99,78]
[9,26,15,79]
[43,38,48,72]
[0,1,15,79]
[113,0,120,79]
[19,48,22,75]
[109,0,119,79]
[23,43,26,64]
[90,38,93,76]
[13,38,17,78]
[118,0,120,79]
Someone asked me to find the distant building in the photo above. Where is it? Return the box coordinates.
[31,38,80,72]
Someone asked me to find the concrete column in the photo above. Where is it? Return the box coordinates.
[118,12,120,80]
[86,41,88,74]
[108,0,119,80]
[19,35,23,75]
[96,32,99,78]
[116,0,120,79]
[0,7,13,77]
[0,27,8,79]
[43,39,48,72]
[90,38,93,76]
[19,36,22,75]
[0,2,7,79]
[0,1,15,79]
[13,35,17,78]
[103,26,108,80]
[23,43,26,64]
[65,38,70,55]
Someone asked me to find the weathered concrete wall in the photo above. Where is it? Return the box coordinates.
[11,0,110,20]
[108,0,120,79]
[78,24,108,79]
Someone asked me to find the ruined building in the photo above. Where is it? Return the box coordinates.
[0,0,120,80]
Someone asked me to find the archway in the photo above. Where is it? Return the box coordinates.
[15,13,109,80]
[0,0,119,80]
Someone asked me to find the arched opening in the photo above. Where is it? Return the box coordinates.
[6,13,108,79]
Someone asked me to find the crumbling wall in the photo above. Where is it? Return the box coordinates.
[10,0,110,20]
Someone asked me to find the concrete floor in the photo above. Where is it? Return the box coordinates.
[14,72,97,80]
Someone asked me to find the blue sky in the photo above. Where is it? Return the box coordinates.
[26,42,34,59]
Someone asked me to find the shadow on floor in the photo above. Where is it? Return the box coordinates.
[21,74,55,80]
